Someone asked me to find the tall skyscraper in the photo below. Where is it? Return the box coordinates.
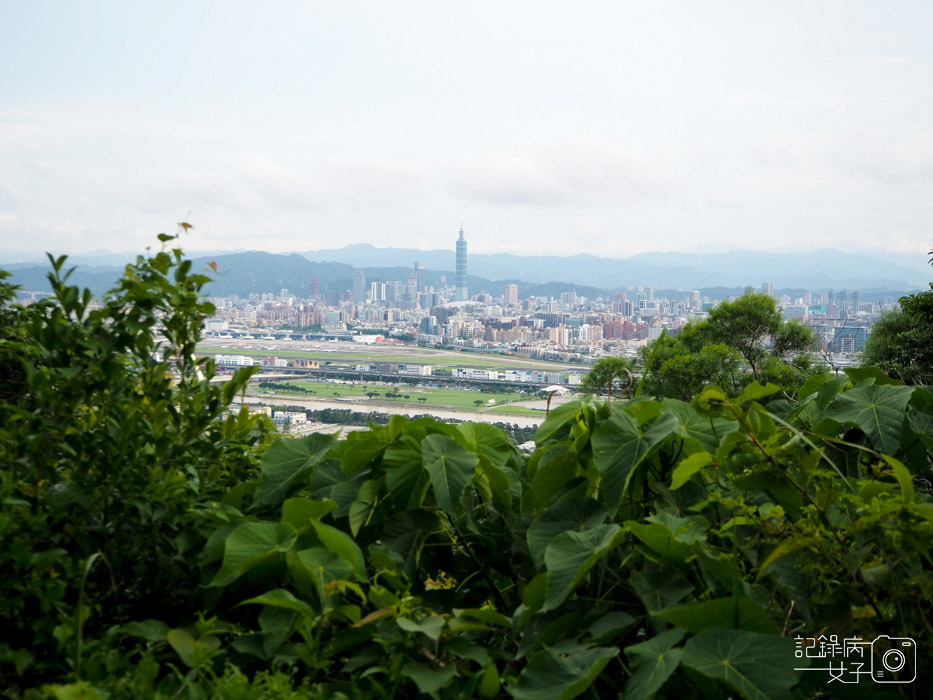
[352,270,366,302]
[414,261,426,292]
[505,284,518,305]
[455,227,468,301]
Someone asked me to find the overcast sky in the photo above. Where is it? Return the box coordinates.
[2,1,932,262]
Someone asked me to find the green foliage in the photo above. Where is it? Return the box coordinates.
[641,293,817,400]
[862,284,933,385]
[0,233,274,693]
[4,241,933,699]
[579,355,634,401]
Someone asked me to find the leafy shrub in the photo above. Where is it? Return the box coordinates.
[0,234,274,692]
[2,239,932,699]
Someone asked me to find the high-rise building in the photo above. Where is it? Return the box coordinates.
[414,261,426,292]
[505,284,518,305]
[352,270,366,302]
[762,282,773,297]
[455,227,468,301]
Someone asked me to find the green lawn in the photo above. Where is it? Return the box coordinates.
[199,345,575,371]
[259,379,528,410]
[486,405,545,416]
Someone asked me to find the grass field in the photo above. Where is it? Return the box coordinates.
[260,380,528,410]
[485,404,545,416]
[199,344,578,371]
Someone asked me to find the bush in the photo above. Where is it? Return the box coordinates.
[3,238,932,698]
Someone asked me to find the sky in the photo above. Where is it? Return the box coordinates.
[1,1,933,262]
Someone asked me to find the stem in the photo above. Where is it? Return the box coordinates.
[446,515,511,613]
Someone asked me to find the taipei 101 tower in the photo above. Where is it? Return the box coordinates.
[455,226,468,301]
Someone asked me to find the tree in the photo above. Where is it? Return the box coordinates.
[702,293,796,376]
[0,231,273,689]
[640,293,817,399]
[642,339,743,401]
[862,292,933,384]
[580,356,634,402]
[861,258,933,384]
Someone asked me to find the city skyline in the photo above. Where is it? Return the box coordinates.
[2,3,933,260]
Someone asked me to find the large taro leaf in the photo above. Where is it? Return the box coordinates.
[210,522,296,587]
[629,568,693,614]
[592,411,678,509]
[543,523,623,611]
[294,548,353,603]
[310,520,367,580]
[534,399,596,446]
[681,629,798,700]
[843,366,903,387]
[822,384,914,455]
[340,417,407,474]
[281,497,338,530]
[382,433,431,510]
[348,479,381,537]
[422,433,478,514]
[377,508,439,579]
[526,498,607,570]
[625,513,703,568]
[908,409,933,453]
[661,399,735,454]
[457,423,522,509]
[655,597,778,634]
[510,646,619,700]
[797,372,836,401]
[403,662,456,694]
[458,421,514,467]
[530,443,582,510]
[310,460,367,518]
[254,433,335,507]
[624,628,684,700]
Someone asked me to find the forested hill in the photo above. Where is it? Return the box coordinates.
[2,251,608,300]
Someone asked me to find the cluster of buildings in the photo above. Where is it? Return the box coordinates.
[202,229,899,365]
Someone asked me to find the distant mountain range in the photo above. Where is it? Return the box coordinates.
[298,244,931,291]
[2,245,928,299]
